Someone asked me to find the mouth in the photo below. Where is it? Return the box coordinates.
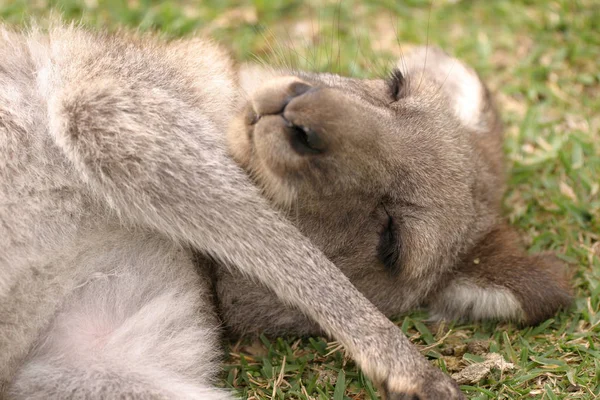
[226,103,303,209]
[244,107,259,144]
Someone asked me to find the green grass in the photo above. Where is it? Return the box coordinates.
[2,0,598,398]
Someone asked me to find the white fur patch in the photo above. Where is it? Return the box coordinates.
[448,65,483,131]
[431,278,524,321]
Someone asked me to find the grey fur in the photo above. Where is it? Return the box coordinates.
[1,23,571,400]
[0,24,464,399]
[219,47,571,339]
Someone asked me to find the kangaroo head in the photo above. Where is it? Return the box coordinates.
[225,47,571,330]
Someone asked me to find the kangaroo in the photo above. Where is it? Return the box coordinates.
[216,47,573,338]
[0,23,463,400]
[0,23,570,400]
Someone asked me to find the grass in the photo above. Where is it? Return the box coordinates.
[1,0,598,398]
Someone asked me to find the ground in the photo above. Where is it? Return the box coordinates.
[1,1,598,399]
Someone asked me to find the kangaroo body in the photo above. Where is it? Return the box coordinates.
[0,24,570,399]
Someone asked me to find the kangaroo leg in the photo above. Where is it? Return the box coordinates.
[43,31,463,398]
[8,230,231,400]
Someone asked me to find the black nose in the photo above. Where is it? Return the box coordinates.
[285,123,326,155]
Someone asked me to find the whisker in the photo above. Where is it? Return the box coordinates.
[417,0,434,92]
[256,25,284,69]
[335,0,343,75]
[317,7,323,70]
[265,25,292,70]
[391,13,412,92]
[352,23,378,78]
[308,5,318,70]
[433,58,458,101]
[283,22,316,72]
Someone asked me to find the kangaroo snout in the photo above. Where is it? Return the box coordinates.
[251,77,326,155]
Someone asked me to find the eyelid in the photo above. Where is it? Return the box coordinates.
[385,214,393,229]
[377,206,401,274]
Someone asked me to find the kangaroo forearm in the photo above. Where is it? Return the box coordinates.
[47,61,429,390]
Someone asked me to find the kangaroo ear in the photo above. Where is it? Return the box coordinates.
[398,47,498,133]
[427,224,573,325]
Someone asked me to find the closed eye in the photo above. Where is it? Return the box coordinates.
[377,213,401,275]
